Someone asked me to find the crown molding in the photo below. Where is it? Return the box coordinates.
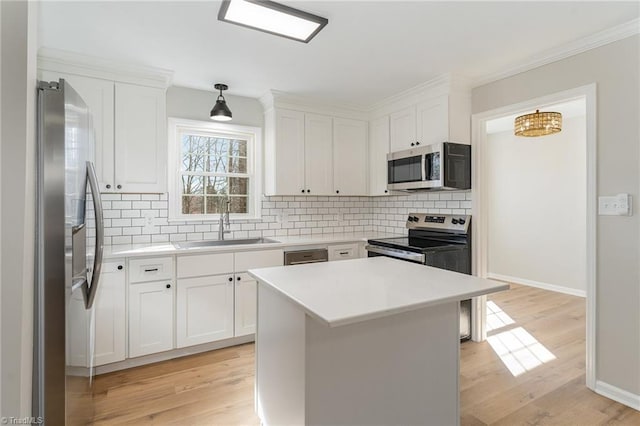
[473,18,640,88]
[259,89,370,120]
[38,47,174,89]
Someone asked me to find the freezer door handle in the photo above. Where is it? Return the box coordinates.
[83,161,104,309]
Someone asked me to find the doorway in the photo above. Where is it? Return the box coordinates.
[471,84,597,389]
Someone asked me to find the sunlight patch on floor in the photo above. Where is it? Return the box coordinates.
[487,326,556,377]
[486,300,515,332]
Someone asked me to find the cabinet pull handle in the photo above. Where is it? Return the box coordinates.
[166,284,171,289]
[228,277,233,282]
[144,268,159,272]
[339,251,349,255]
[117,265,123,270]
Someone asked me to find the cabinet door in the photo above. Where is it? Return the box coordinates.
[369,116,390,196]
[273,109,305,195]
[176,275,234,348]
[94,261,126,366]
[417,96,449,146]
[304,113,333,195]
[333,118,367,195]
[234,273,257,337]
[389,106,417,152]
[40,71,115,192]
[129,281,174,357]
[114,83,166,193]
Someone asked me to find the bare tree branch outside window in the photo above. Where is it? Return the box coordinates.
[180,134,249,216]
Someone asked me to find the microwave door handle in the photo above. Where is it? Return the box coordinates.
[84,161,104,309]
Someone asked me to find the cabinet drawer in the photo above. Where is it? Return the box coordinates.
[234,249,284,272]
[328,243,360,261]
[128,257,174,283]
[177,252,234,278]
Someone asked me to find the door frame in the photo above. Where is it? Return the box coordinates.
[470,83,597,390]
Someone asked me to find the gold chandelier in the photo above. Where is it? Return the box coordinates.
[514,109,562,137]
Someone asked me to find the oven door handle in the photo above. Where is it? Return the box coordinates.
[365,245,425,263]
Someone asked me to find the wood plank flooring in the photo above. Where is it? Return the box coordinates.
[91,284,640,425]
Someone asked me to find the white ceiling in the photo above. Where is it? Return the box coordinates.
[38,1,639,107]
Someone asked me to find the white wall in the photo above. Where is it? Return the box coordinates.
[166,85,264,128]
[486,115,586,294]
[472,35,640,397]
[0,0,38,417]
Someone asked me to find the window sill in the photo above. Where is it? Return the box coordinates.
[167,215,262,223]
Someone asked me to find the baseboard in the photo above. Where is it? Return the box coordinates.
[595,380,640,411]
[487,273,587,298]
[95,334,255,375]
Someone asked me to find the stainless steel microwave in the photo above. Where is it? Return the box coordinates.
[386,142,471,191]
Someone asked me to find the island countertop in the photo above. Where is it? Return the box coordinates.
[248,256,509,327]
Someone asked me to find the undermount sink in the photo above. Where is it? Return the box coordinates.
[173,238,280,249]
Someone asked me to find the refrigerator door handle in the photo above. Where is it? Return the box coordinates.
[84,161,104,309]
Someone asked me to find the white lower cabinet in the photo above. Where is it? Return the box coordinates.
[234,273,258,337]
[94,261,126,366]
[128,280,174,358]
[176,275,234,348]
[328,243,361,261]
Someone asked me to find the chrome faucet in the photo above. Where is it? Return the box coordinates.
[218,199,231,240]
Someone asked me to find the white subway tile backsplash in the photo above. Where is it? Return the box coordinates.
[96,191,471,244]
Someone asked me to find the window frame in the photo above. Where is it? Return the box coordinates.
[167,117,262,221]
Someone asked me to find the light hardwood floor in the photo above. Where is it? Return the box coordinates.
[91,284,640,425]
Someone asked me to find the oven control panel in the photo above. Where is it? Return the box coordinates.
[406,213,470,232]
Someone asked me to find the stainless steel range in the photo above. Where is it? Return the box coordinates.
[366,214,472,340]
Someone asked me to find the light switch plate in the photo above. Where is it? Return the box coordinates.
[598,193,632,216]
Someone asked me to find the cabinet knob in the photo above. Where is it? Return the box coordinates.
[384,190,388,193]
[336,190,340,194]
[306,189,310,193]
[237,276,241,281]
[117,265,123,270]
[166,284,171,289]
[416,141,420,145]
[228,277,233,282]
[106,184,111,189]
[117,184,122,189]
[301,189,305,193]
[411,142,415,147]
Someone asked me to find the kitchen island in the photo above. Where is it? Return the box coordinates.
[248,257,509,426]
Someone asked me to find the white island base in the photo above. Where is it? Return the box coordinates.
[250,257,509,426]
[257,284,460,426]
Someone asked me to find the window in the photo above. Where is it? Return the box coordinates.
[168,118,262,220]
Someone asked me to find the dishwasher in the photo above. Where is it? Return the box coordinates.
[284,248,329,266]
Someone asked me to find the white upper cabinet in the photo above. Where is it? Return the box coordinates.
[265,107,369,196]
[389,94,470,152]
[369,116,390,196]
[38,53,170,194]
[333,118,367,196]
[114,83,167,193]
[40,71,116,192]
[389,106,417,152]
[266,108,306,195]
[304,113,333,195]
[416,95,449,147]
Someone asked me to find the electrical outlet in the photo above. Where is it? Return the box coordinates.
[143,211,155,232]
[598,193,632,216]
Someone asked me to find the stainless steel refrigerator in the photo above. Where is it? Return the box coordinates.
[35,79,104,425]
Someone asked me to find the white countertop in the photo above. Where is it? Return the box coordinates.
[249,257,509,327]
[103,232,398,259]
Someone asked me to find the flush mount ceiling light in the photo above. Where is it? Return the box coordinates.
[514,109,562,137]
[210,83,233,122]
[218,0,328,43]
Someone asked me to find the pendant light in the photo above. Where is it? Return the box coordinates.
[210,83,232,122]
[514,109,562,137]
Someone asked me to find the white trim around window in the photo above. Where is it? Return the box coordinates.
[167,117,262,221]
